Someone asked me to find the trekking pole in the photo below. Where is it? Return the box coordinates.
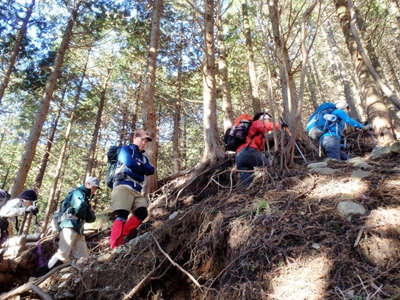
[280,121,308,163]
[24,214,32,235]
[18,214,27,235]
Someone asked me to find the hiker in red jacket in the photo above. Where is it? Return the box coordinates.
[236,112,281,187]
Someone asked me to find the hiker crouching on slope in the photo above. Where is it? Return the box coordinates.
[0,189,38,242]
[109,129,154,249]
[236,112,281,187]
[320,101,368,160]
[47,177,98,270]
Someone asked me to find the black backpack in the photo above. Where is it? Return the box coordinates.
[105,145,121,189]
[0,189,10,210]
[224,119,252,151]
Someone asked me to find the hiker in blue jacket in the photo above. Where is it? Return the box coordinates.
[109,129,155,248]
[47,177,99,270]
[320,101,368,160]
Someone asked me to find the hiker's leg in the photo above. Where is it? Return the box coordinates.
[123,194,148,241]
[340,150,349,160]
[110,209,129,249]
[253,150,268,168]
[71,233,89,260]
[0,218,9,245]
[110,185,134,248]
[236,148,257,187]
[321,135,341,160]
[48,228,75,268]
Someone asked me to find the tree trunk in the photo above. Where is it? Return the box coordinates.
[0,0,35,103]
[41,70,85,233]
[182,114,187,169]
[128,96,138,143]
[311,59,324,100]
[268,0,301,132]
[10,2,80,197]
[242,1,261,114]
[119,101,129,145]
[142,0,163,193]
[84,69,110,179]
[173,30,183,174]
[0,131,6,152]
[33,93,64,191]
[384,49,400,92]
[305,66,318,109]
[334,0,395,146]
[323,21,360,120]
[201,0,224,164]
[216,5,234,132]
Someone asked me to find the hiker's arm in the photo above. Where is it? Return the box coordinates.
[335,110,364,128]
[118,146,154,176]
[260,120,281,134]
[0,199,25,217]
[142,155,155,176]
[118,146,142,173]
[70,191,92,221]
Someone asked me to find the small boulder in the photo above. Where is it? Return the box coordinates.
[370,146,392,159]
[390,141,400,154]
[337,201,367,220]
[311,167,337,175]
[351,169,371,180]
[347,157,373,170]
[307,161,328,169]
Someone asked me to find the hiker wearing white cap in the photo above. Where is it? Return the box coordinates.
[307,101,369,160]
[46,177,99,272]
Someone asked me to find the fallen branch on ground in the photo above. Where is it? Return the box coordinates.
[150,233,203,290]
[0,263,70,300]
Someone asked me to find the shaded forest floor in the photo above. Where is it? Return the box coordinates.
[3,145,400,299]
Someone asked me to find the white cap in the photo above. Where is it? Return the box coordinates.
[335,101,349,110]
[85,177,100,188]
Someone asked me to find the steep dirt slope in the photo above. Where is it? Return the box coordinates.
[3,150,400,300]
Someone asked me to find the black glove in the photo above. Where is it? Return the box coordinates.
[363,124,373,131]
[280,121,288,128]
[25,206,38,215]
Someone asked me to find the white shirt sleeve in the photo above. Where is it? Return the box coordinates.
[0,198,26,217]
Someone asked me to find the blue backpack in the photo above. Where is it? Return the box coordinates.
[306,102,337,140]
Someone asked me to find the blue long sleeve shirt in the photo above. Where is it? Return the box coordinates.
[114,144,155,192]
[321,109,364,138]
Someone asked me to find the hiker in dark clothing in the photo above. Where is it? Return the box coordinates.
[236,112,281,187]
[109,129,154,249]
[0,189,10,244]
[47,177,98,269]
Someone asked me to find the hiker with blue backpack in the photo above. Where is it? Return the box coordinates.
[46,177,99,271]
[306,101,370,160]
[109,129,154,249]
[230,112,282,187]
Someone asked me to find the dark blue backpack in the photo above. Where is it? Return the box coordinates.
[105,145,121,188]
[306,102,337,140]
